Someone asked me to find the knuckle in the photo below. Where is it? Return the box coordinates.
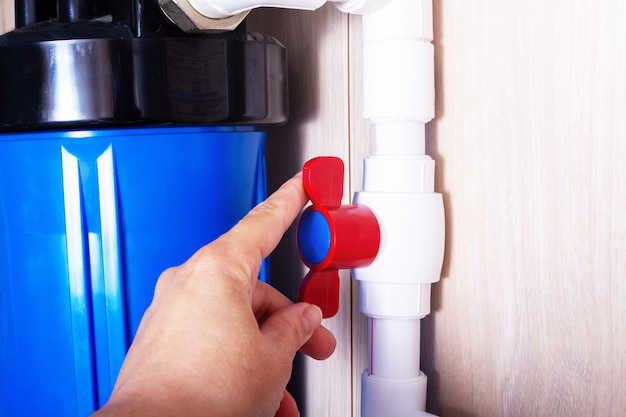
[153,266,179,297]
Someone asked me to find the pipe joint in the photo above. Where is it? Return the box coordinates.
[158,0,249,33]
[362,371,429,417]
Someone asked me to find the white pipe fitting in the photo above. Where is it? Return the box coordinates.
[185,0,391,19]
[334,0,393,15]
[362,0,434,126]
[362,371,432,417]
[187,0,327,19]
[166,0,394,33]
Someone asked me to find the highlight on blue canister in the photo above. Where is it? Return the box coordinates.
[0,126,267,417]
[297,209,332,265]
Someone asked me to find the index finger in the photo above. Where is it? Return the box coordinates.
[208,173,308,279]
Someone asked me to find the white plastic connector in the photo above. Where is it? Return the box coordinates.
[166,0,394,33]
[334,0,393,15]
[184,0,392,19]
[361,371,429,417]
[355,196,443,276]
[362,0,434,124]
[187,0,328,19]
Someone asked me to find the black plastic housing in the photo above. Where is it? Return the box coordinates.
[0,1,288,131]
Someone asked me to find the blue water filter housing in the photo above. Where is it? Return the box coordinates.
[0,127,267,415]
[0,2,288,415]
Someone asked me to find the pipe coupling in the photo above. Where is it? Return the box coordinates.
[158,0,249,33]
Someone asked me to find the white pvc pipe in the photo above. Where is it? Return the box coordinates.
[360,282,432,318]
[362,0,434,149]
[372,122,425,156]
[353,1,443,416]
[361,156,435,193]
[361,372,429,417]
[368,318,421,378]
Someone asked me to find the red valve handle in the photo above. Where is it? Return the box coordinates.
[297,157,381,318]
[302,156,343,208]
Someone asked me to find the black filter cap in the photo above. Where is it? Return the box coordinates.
[0,1,288,131]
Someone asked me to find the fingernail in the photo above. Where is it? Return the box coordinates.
[302,304,323,335]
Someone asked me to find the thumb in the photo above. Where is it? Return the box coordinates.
[261,303,323,356]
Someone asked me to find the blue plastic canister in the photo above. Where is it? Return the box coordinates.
[0,126,267,416]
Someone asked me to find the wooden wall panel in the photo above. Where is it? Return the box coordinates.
[423,1,626,416]
[347,14,370,417]
[1,0,14,34]
[248,6,354,417]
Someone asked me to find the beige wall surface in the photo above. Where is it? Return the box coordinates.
[1,0,14,33]
[424,1,626,416]
[248,6,354,417]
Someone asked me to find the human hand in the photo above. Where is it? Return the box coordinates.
[92,173,336,417]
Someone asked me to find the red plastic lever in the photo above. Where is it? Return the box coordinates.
[302,156,343,208]
[297,157,381,318]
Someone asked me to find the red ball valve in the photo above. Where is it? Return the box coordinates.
[297,157,381,318]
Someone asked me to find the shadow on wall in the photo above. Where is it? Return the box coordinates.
[247,3,324,300]
[422,0,451,415]
[248,6,329,414]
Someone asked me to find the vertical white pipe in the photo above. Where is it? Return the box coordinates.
[372,122,426,156]
[354,1,443,416]
[362,0,434,159]
[369,318,421,378]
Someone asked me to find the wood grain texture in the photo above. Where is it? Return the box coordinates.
[248,6,354,417]
[347,14,370,417]
[422,1,626,416]
[0,0,14,34]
